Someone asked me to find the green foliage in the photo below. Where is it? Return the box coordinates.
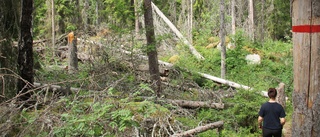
[103,0,135,28]
[266,0,291,40]
[53,100,114,136]
[110,109,138,131]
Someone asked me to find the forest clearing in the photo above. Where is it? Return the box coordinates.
[1,0,319,136]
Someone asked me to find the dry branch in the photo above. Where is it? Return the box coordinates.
[167,99,224,109]
[171,121,224,137]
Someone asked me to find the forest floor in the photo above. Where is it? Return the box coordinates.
[283,118,292,137]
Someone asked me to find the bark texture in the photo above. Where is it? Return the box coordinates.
[292,0,320,136]
[17,0,34,101]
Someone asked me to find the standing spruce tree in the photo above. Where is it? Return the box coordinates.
[143,0,161,97]
[17,0,34,101]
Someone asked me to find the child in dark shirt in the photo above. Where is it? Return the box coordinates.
[258,88,286,137]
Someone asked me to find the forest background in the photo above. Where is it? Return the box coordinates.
[0,0,292,136]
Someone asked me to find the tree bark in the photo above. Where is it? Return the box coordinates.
[144,0,162,97]
[220,0,226,79]
[17,0,34,101]
[292,0,320,136]
[171,121,224,137]
[68,32,78,73]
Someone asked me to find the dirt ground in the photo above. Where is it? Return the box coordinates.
[283,119,292,137]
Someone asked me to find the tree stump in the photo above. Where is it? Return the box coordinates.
[276,82,285,108]
[68,32,78,73]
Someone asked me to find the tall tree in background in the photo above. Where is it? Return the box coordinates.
[231,0,236,35]
[17,0,34,101]
[0,0,19,101]
[220,0,226,79]
[292,0,320,136]
[143,0,161,97]
[51,0,55,50]
[248,0,254,40]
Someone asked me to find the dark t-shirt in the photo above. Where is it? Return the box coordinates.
[258,102,286,130]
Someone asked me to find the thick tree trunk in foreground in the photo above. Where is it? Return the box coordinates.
[172,121,224,137]
[144,0,162,97]
[68,32,78,73]
[292,0,320,136]
[17,0,34,101]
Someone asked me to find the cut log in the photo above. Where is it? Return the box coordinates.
[171,121,224,137]
[151,2,204,60]
[167,99,224,109]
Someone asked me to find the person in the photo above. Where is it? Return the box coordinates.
[258,88,286,137]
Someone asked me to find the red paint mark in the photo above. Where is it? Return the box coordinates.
[292,25,320,33]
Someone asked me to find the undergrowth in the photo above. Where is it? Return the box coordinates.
[0,29,293,136]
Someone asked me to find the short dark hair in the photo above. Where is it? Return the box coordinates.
[268,88,277,98]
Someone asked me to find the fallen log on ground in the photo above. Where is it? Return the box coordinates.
[171,121,224,137]
[167,99,224,109]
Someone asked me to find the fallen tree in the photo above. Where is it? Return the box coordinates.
[167,99,224,109]
[171,121,224,137]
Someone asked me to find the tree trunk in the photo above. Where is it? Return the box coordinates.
[68,32,78,73]
[248,0,254,40]
[172,121,224,137]
[220,0,226,79]
[134,0,140,35]
[144,0,161,97]
[83,0,89,32]
[51,0,55,52]
[17,0,34,101]
[292,0,320,136]
[167,99,224,109]
[231,0,236,35]
[95,1,99,26]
